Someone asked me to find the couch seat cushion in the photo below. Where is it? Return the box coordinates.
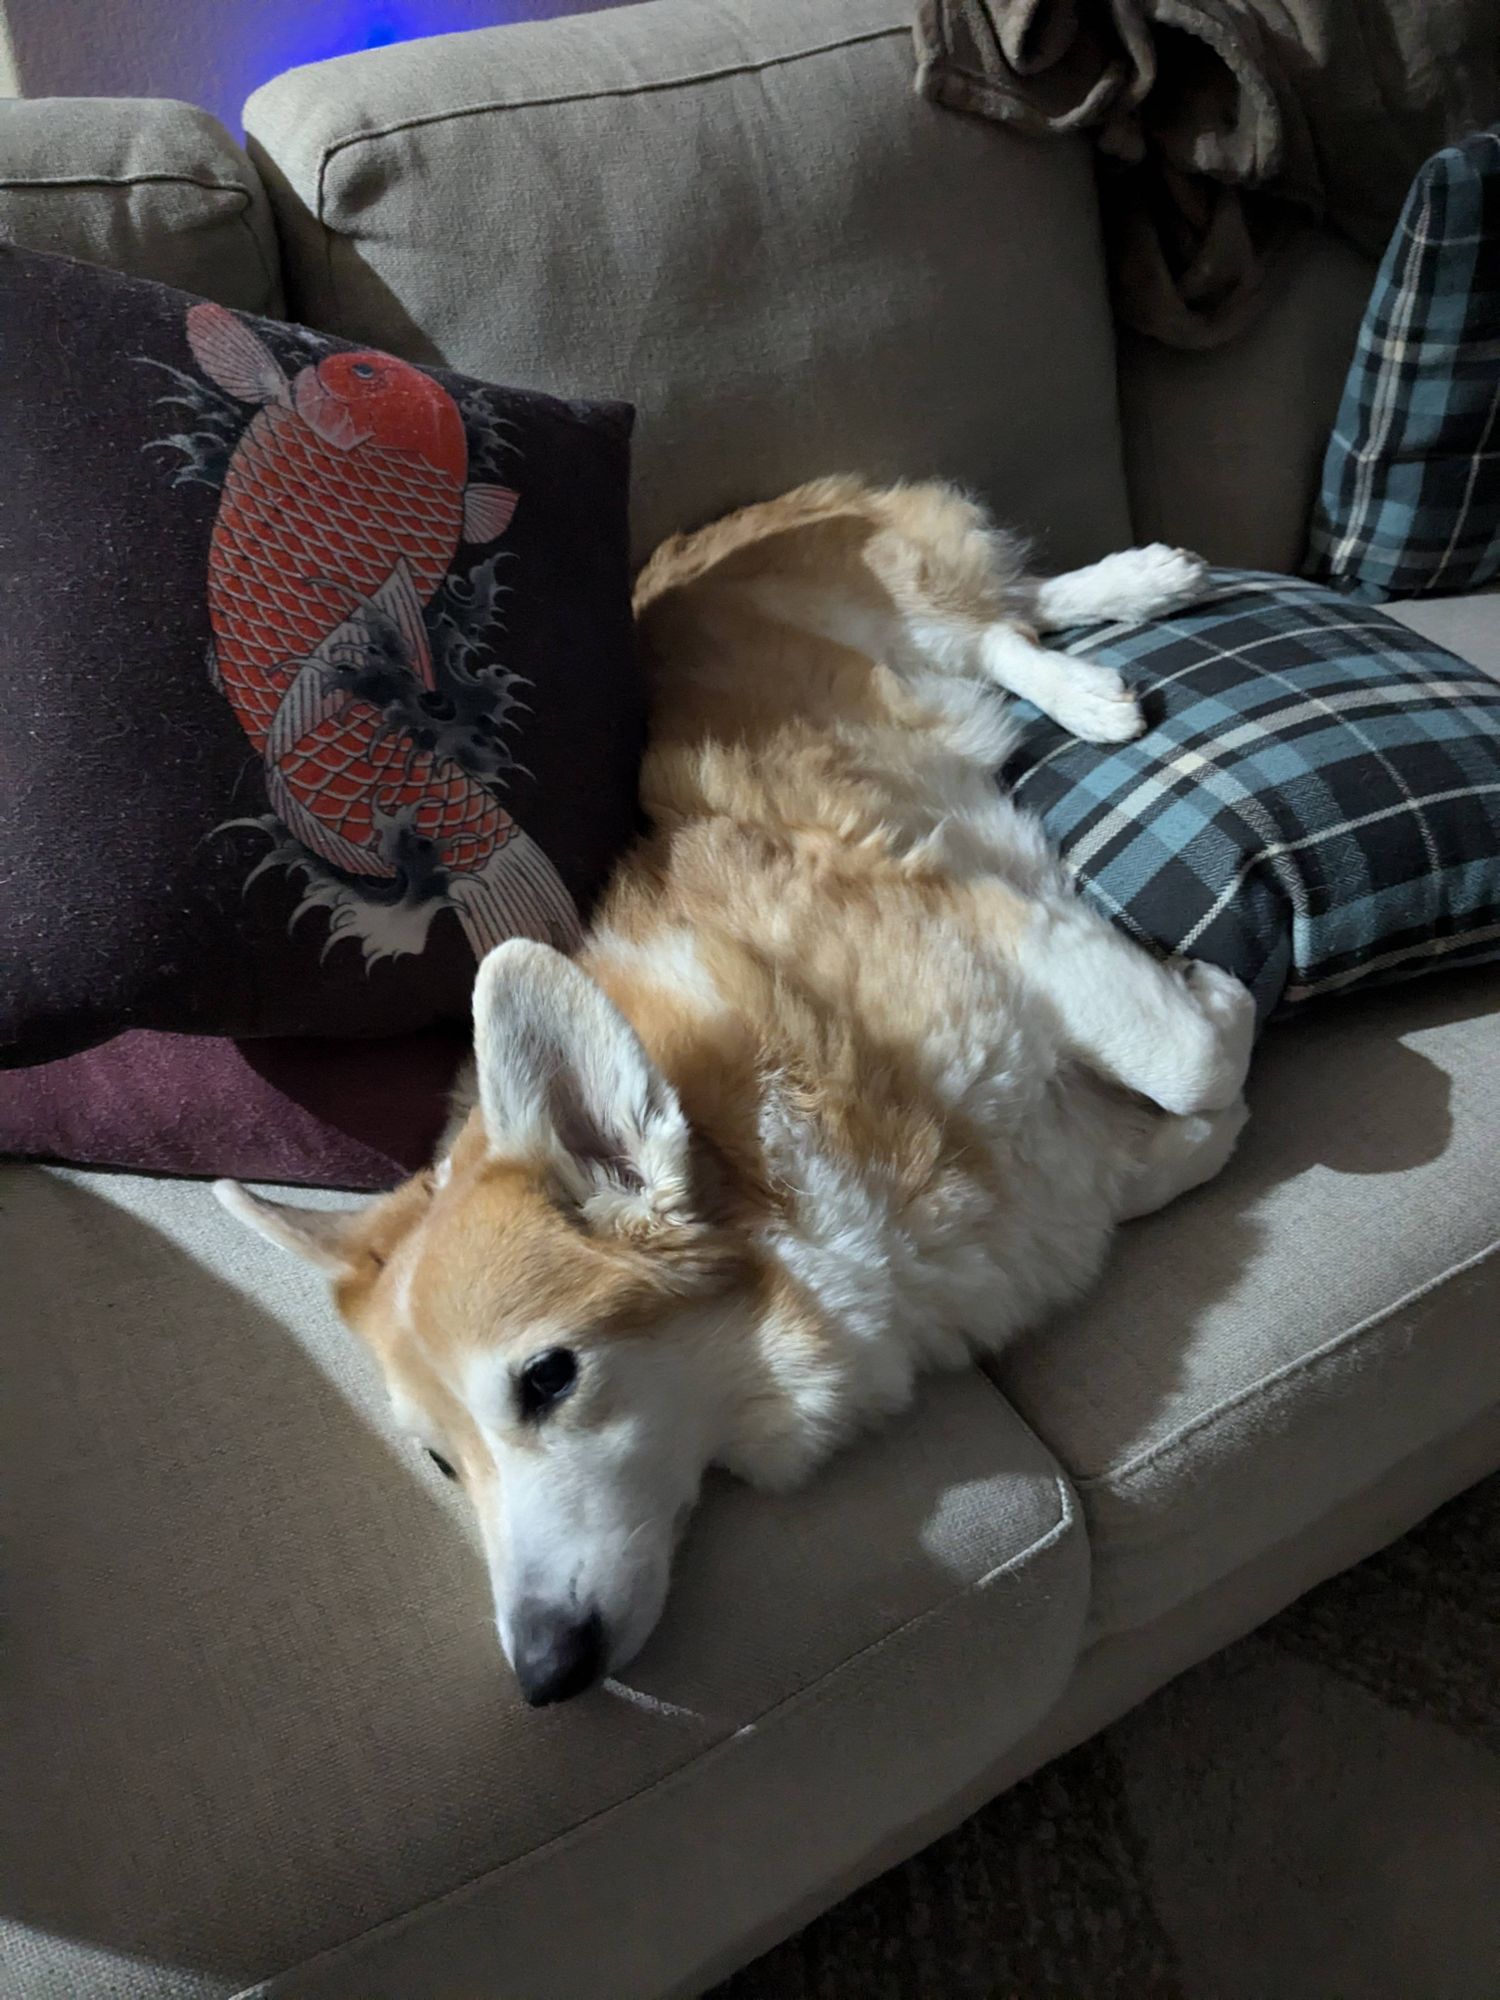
[1,1166,1084,2000]
[999,971,1500,1636]
[1383,588,1500,683]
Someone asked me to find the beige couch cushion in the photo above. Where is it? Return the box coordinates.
[0,95,281,311]
[1118,229,1375,572]
[1382,590,1500,684]
[0,1166,1085,2000]
[1000,972,1500,1635]
[242,0,1130,568]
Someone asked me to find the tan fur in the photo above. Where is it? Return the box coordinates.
[221,477,1248,1691]
[352,479,1043,1400]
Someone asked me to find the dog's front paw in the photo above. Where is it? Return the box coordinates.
[1119,544,1210,618]
[1053,661,1146,744]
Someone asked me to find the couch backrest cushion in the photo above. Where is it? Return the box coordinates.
[244,0,1130,570]
[1117,229,1377,574]
[0,96,281,311]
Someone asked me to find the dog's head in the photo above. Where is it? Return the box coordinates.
[219,940,812,1705]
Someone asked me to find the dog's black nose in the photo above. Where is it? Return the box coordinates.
[512,1606,606,1707]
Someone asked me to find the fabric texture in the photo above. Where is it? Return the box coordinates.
[1118,227,1376,571]
[0,1029,465,1188]
[1384,588,1500,684]
[1306,129,1500,603]
[913,0,1500,349]
[0,245,640,1065]
[999,969,1500,1634]
[242,0,1130,572]
[0,1160,1083,1998]
[7,973,1500,1999]
[1004,571,1500,1020]
[0,94,281,312]
[715,1472,1500,2000]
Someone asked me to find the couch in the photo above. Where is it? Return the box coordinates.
[4,3,1498,1995]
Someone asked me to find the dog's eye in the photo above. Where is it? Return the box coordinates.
[425,1448,458,1481]
[518,1347,578,1420]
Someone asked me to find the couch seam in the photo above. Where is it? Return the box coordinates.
[1082,1232,1500,1493]
[236,205,279,309]
[2,170,279,304]
[311,22,908,196]
[0,170,253,195]
[309,19,905,367]
[234,1466,1077,1998]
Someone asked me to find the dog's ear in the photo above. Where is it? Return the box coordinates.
[473,938,692,1235]
[214,1180,367,1275]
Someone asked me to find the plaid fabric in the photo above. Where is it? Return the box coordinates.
[1306,127,1500,602]
[1003,572,1500,1021]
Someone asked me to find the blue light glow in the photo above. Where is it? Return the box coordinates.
[260,4,547,84]
[240,2,602,133]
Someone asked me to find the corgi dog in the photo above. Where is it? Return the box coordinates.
[220,479,1254,1707]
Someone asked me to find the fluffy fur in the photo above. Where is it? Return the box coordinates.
[221,478,1253,1702]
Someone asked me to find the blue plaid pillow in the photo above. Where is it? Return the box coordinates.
[1306,128,1500,601]
[1003,573,1500,1021]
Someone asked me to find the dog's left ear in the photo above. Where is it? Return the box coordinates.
[214,1180,368,1275]
[473,938,693,1235]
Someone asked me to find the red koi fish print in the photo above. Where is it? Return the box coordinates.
[183,302,579,961]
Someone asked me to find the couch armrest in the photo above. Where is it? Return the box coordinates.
[4,1159,1088,2000]
[0,95,281,311]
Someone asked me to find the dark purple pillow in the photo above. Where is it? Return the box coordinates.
[0,245,642,1065]
[0,1031,463,1190]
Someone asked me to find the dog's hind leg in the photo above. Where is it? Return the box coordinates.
[1032,545,1209,631]
[1119,1098,1249,1219]
[1023,903,1256,1116]
[865,491,1191,743]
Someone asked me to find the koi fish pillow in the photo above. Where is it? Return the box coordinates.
[0,245,641,1065]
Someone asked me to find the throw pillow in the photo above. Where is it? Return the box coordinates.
[1003,572,1500,1019]
[0,1030,465,1190]
[1306,128,1500,601]
[0,245,642,1064]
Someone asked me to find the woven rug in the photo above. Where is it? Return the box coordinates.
[714,1474,1500,2000]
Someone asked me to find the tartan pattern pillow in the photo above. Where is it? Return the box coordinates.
[1306,127,1500,602]
[1003,573,1500,1020]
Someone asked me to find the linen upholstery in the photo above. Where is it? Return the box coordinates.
[7,973,1497,1997]
[242,0,1131,569]
[1117,229,1376,571]
[0,1163,1085,2000]
[999,971,1500,1633]
[0,94,280,311]
[1384,589,1500,682]
[7,4,1500,1995]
